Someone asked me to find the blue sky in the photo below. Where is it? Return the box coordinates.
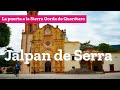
[0,11,120,54]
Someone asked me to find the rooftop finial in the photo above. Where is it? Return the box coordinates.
[22,29,25,32]
[64,29,66,32]
[56,25,58,28]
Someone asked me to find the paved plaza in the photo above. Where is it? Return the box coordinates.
[0,72,120,79]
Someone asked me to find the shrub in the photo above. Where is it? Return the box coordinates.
[6,67,14,74]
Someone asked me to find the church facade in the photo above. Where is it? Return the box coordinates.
[21,11,80,74]
[20,11,120,74]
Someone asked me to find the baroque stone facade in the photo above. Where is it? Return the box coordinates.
[21,11,80,74]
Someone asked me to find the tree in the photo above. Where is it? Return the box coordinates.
[0,23,11,48]
[0,47,16,67]
[80,41,95,51]
[97,43,119,53]
[0,55,5,67]
[4,47,14,58]
[4,47,16,67]
[97,43,110,52]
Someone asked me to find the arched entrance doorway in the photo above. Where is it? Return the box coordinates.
[45,61,51,72]
[92,60,103,71]
[80,60,90,69]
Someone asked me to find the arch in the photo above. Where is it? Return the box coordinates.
[45,61,51,72]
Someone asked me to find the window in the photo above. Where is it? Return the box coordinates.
[72,66,75,69]
[72,56,75,60]
[110,64,114,72]
[30,24,32,32]
[30,47,32,53]
[45,41,50,46]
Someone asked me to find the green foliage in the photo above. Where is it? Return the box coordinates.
[80,41,119,53]
[0,47,16,67]
[6,67,14,74]
[97,43,110,52]
[80,41,95,51]
[0,23,11,47]
[4,47,14,59]
[0,55,16,67]
[0,55,5,66]
[97,43,119,53]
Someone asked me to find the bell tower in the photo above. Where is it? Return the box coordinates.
[21,11,39,74]
[25,11,39,33]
